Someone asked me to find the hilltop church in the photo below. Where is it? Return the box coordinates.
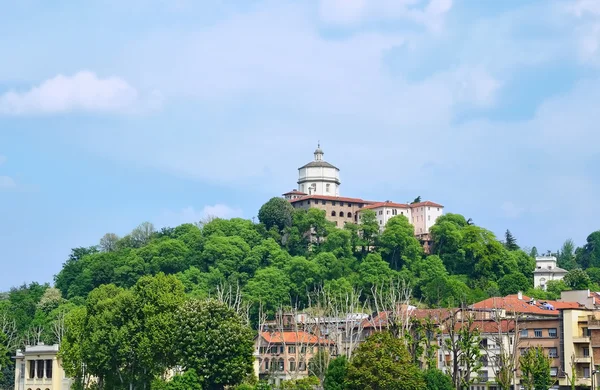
[282,145,444,250]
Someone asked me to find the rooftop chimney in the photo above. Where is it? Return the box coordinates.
[518,291,523,300]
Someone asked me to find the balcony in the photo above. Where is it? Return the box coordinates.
[574,356,592,363]
[573,336,591,343]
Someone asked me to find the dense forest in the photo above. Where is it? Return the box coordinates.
[1,196,599,388]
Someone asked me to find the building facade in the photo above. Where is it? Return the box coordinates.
[13,343,73,390]
[296,145,340,197]
[534,256,568,291]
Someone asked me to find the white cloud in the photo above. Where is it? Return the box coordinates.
[0,71,159,115]
[0,176,16,189]
[155,204,243,228]
[318,0,452,31]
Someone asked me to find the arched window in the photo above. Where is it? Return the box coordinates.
[331,211,336,216]
[347,212,352,218]
[340,210,344,216]
[278,358,285,371]
[289,358,296,371]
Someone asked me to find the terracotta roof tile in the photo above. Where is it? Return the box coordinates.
[471,295,580,316]
[283,190,307,195]
[360,201,411,210]
[289,194,376,204]
[409,201,444,208]
[260,331,334,345]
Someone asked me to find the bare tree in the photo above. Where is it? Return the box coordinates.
[99,233,120,252]
[23,325,44,347]
[0,312,19,351]
[215,282,250,325]
[130,222,155,247]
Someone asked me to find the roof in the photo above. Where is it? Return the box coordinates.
[410,201,444,208]
[283,190,307,195]
[471,295,580,316]
[289,194,376,204]
[361,201,411,210]
[533,267,568,274]
[441,319,516,335]
[299,161,339,170]
[260,331,334,345]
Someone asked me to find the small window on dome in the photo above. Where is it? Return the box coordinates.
[326,183,330,192]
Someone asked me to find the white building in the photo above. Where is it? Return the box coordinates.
[358,200,444,233]
[14,343,73,390]
[296,144,340,197]
[533,256,568,291]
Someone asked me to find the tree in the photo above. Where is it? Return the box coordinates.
[358,210,379,253]
[529,246,539,258]
[131,221,156,247]
[99,233,120,252]
[0,332,10,381]
[308,349,330,385]
[258,197,294,232]
[379,215,422,270]
[504,230,519,251]
[442,311,482,389]
[174,299,254,390]
[558,239,577,270]
[412,196,421,204]
[423,368,453,390]
[519,346,552,390]
[345,332,424,390]
[323,356,348,390]
[563,268,591,290]
[498,273,531,295]
[151,369,203,390]
[576,231,600,269]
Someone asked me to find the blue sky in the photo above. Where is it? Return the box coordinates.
[1,0,600,290]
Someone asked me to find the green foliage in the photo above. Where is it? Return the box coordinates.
[258,197,295,232]
[323,356,348,390]
[174,299,254,390]
[346,332,424,390]
[423,368,453,390]
[558,239,577,270]
[280,376,320,390]
[504,229,519,251]
[519,346,553,390]
[498,273,532,295]
[151,369,203,390]
[563,268,591,290]
[576,231,600,269]
[379,215,422,270]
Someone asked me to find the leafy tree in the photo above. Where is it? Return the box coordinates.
[345,332,424,390]
[36,287,64,313]
[498,273,531,295]
[131,221,156,247]
[504,229,519,251]
[519,346,552,390]
[244,267,291,318]
[174,299,254,390]
[563,268,591,290]
[558,239,577,270]
[585,267,600,284]
[0,332,10,381]
[99,233,120,252]
[280,376,320,390]
[55,246,99,297]
[258,197,294,232]
[379,215,422,270]
[576,231,600,269]
[356,253,395,293]
[359,210,379,252]
[151,369,203,390]
[423,368,453,390]
[323,355,348,390]
[545,280,568,299]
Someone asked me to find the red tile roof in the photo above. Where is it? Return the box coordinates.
[361,201,411,210]
[471,295,580,316]
[260,331,334,345]
[289,194,376,204]
[409,201,444,208]
[441,319,516,335]
[283,190,307,195]
[361,307,455,329]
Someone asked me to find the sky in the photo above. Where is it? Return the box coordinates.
[1,0,600,290]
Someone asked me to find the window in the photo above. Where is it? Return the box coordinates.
[550,367,558,376]
[326,184,330,193]
[584,367,591,378]
[401,211,404,215]
[348,203,351,207]
[288,346,296,354]
[332,201,336,206]
[379,220,382,225]
[28,360,35,379]
[264,359,269,370]
[299,361,306,371]
[36,360,44,378]
[549,328,557,338]
[347,212,352,218]
[437,207,440,211]
[548,348,558,358]
[322,200,326,205]
[387,210,390,215]
[428,215,431,221]
[289,360,296,371]
[269,346,277,354]
[278,359,284,371]
[534,329,542,338]
[583,347,590,357]
[45,360,52,379]
[583,327,590,337]
[331,211,336,216]
[339,210,344,216]
[300,346,306,353]
[379,210,383,215]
